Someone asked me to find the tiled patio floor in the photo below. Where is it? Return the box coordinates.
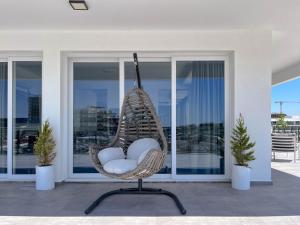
[271,152,300,177]
[1,154,300,225]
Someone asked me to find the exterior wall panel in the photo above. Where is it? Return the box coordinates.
[0,30,272,182]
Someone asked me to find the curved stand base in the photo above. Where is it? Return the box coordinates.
[85,180,186,215]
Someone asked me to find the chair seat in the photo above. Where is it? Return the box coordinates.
[103,159,137,174]
[98,138,161,175]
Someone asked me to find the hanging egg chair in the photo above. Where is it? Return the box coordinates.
[85,53,186,215]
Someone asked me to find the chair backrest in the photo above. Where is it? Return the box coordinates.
[116,88,167,156]
[272,133,296,152]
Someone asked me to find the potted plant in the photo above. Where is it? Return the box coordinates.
[231,114,255,190]
[34,120,56,190]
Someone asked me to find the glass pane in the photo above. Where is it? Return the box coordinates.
[13,61,42,174]
[0,62,8,174]
[73,62,119,173]
[176,61,224,174]
[125,62,171,174]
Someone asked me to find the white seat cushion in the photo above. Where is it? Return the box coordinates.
[98,147,125,165]
[127,138,161,161]
[103,159,137,174]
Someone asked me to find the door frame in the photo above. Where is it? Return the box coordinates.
[171,56,231,181]
[0,56,42,181]
[66,52,232,182]
[67,56,172,180]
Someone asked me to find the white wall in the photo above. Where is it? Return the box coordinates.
[0,30,272,182]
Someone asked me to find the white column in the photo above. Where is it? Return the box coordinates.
[42,48,64,181]
[234,32,272,182]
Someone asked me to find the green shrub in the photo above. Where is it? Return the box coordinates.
[275,113,288,130]
[231,114,255,167]
[34,120,56,166]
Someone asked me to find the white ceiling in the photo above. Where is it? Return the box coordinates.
[272,30,300,73]
[1,0,300,31]
[1,0,300,73]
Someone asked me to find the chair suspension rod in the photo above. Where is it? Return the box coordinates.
[133,52,142,89]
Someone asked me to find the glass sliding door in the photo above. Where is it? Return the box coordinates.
[12,61,42,174]
[176,60,225,175]
[124,61,172,174]
[73,62,119,173]
[0,62,8,174]
[69,55,228,180]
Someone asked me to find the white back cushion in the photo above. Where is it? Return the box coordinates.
[127,138,161,160]
[103,159,137,174]
[98,147,125,165]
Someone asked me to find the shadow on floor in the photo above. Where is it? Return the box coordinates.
[0,168,299,217]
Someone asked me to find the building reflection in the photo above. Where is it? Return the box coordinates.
[14,96,41,155]
[74,106,119,154]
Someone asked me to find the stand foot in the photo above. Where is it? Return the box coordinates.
[85,186,186,215]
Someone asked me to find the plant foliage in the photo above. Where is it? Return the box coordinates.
[34,120,56,166]
[231,114,256,167]
[275,113,288,130]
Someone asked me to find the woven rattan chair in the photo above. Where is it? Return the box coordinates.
[85,53,186,215]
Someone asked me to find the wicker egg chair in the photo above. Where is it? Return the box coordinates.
[85,53,186,215]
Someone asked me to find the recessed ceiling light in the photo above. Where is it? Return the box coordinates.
[69,0,88,10]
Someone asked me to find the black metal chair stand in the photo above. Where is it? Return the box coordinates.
[85,179,187,215]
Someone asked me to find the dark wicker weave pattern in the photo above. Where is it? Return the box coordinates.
[89,87,168,180]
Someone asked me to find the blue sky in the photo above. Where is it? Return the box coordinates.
[272,78,300,116]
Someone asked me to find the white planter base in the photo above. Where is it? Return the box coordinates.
[36,165,55,190]
[231,165,251,190]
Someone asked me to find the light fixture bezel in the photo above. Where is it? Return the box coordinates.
[69,0,88,11]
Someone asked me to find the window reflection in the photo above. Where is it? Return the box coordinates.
[176,61,225,174]
[0,62,8,173]
[13,61,42,174]
[73,62,119,173]
[125,62,172,174]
